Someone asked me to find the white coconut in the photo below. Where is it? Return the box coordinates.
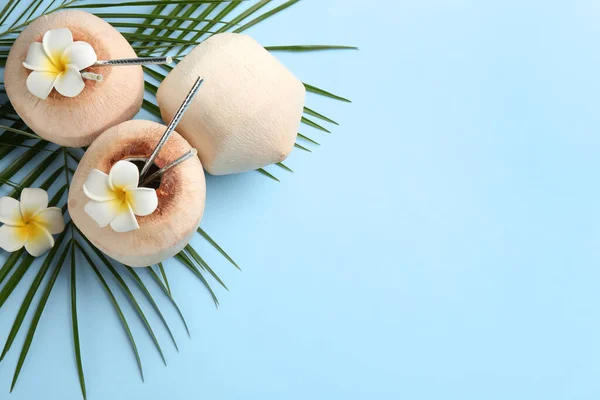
[156,32,306,175]
[4,10,144,147]
[68,120,206,267]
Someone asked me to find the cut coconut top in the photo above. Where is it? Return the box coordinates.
[4,10,174,147]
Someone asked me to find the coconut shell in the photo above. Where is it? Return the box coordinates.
[156,33,306,175]
[4,10,144,147]
[69,120,206,267]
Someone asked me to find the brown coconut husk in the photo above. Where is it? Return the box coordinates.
[68,119,206,267]
[4,10,144,147]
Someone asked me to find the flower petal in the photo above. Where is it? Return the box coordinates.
[109,160,139,191]
[83,169,116,201]
[54,65,84,97]
[26,71,57,100]
[84,199,121,227]
[33,207,65,235]
[24,224,54,257]
[42,27,73,67]
[23,42,58,72]
[110,203,139,233]
[0,225,27,252]
[62,41,97,70]
[0,197,24,226]
[127,188,158,216]
[20,188,48,220]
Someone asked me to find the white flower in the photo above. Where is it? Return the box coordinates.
[83,160,158,233]
[22,28,97,100]
[0,188,66,257]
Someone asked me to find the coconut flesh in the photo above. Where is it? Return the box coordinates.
[4,10,143,147]
[156,33,306,175]
[68,120,206,267]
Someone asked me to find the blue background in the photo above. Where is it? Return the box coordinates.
[3,0,600,398]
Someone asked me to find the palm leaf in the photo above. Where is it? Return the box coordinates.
[0,229,71,362]
[157,262,171,295]
[68,0,234,8]
[0,124,41,139]
[185,244,228,290]
[79,236,169,363]
[294,142,311,152]
[10,241,70,392]
[301,116,331,133]
[304,82,352,103]
[71,245,87,400]
[304,106,339,126]
[257,167,280,182]
[234,0,300,33]
[125,266,181,350]
[146,267,190,337]
[297,132,320,146]
[0,250,24,286]
[197,227,240,270]
[76,243,144,381]
[265,45,358,52]
[93,13,226,24]
[276,162,293,173]
[175,252,219,307]
[0,254,36,310]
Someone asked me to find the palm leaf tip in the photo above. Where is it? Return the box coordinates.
[304,83,352,103]
[197,227,241,270]
[257,168,280,182]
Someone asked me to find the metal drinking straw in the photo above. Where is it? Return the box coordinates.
[81,72,103,82]
[94,56,173,67]
[139,76,204,181]
[140,148,198,187]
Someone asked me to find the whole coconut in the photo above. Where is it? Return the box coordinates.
[157,33,306,175]
[4,10,144,147]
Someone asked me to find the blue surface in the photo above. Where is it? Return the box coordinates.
[3,0,600,398]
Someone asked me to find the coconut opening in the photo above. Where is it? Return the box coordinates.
[123,157,162,190]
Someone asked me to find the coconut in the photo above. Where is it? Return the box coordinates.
[156,32,306,175]
[68,119,205,267]
[4,10,143,147]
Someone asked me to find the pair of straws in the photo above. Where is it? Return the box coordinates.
[137,76,205,187]
[81,56,174,82]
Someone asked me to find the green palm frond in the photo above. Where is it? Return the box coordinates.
[70,245,86,400]
[76,242,145,381]
[145,266,191,336]
[10,239,71,392]
[157,262,171,295]
[0,0,353,397]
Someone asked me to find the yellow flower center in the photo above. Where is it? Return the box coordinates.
[15,219,44,242]
[113,187,132,213]
[46,51,70,75]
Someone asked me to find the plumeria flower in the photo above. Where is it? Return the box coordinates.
[84,160,159,233]
[22,28,97,99]
[0,188,66,257]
